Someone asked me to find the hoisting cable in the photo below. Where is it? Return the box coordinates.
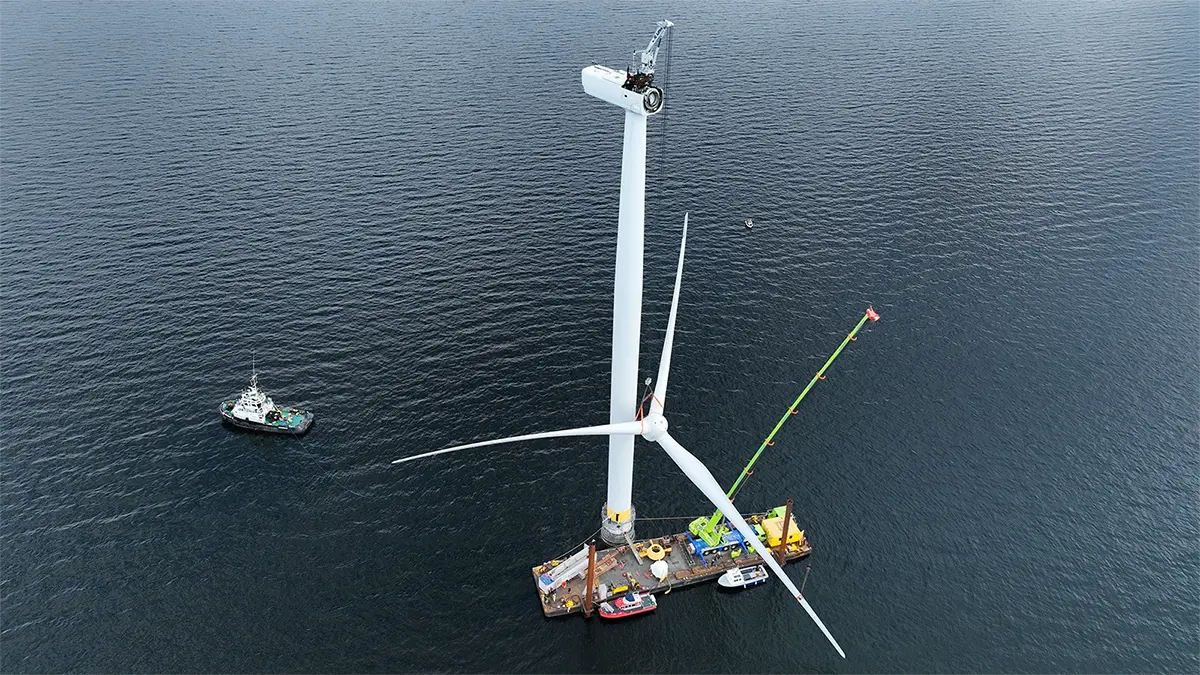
[657,23,673,171]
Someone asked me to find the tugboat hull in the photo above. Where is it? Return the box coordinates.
[219,403,313,435]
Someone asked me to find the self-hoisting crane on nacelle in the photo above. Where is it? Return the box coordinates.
[625,20,673,107]
[581,20,673,116]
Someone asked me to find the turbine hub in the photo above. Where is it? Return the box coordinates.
[641,413,668,441]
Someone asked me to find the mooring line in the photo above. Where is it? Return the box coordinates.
[286,427,374,499]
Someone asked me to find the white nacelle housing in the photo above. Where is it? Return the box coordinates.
[582,66,662,115]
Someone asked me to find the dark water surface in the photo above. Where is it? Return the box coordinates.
[2,1,1197,672]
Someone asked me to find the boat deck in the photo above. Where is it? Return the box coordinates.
[219,402,313,434]
[532,529,811,617]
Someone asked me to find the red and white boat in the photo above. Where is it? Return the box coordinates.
[598,591,657,619]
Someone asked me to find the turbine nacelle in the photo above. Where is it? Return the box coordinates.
[582,65,664,116]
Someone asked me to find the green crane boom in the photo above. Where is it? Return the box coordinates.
[689,307,880,546]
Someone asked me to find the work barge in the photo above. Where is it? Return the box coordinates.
[533,509,810,617]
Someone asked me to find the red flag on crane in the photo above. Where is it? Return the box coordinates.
[866,307,880,322]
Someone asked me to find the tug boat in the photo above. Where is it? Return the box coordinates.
[717,564,769,589]
[219,371,313,435]
[598,591,657,619]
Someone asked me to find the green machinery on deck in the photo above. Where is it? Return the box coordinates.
[688,307,880,548]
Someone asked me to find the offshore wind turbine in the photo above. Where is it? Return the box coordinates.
[395,216,845,658]
[391,21,846,658]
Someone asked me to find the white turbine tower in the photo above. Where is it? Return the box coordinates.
[577,19,672,545]
[394,214,847,660]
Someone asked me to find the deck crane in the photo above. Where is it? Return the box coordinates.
[687,308,881,550]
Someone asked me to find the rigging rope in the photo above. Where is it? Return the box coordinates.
[286,424,374,499]
[548,527,604,563]
[634,515,706,521]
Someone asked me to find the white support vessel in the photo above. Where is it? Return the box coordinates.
[219,370,313,435]
[717,564,770,589]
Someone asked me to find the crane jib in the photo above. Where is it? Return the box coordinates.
[703,308,880,531]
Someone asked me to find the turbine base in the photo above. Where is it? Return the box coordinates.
[599,503,636,545]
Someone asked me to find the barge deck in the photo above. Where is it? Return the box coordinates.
[532,527,811,617]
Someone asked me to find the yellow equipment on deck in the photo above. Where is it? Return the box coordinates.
[761,515,804,548]
[635,540,672,561]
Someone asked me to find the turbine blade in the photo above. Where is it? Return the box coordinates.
[651,212,687,415]
[655,431,846,659]
[391,421,644,465]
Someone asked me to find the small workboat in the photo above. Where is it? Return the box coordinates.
[598,591,657,619]
[219,370,313,435]
[717,564,769,589]
[744,218,754,229]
